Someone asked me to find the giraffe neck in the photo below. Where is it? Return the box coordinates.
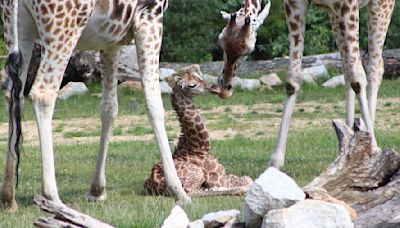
[171,91,210,153]
[243,0,261,16]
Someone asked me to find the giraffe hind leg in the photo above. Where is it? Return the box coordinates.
[87,48,120,202]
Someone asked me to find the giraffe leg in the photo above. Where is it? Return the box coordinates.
[366,0,395,125]
[0,7,37,212]
[268,0,308,169]
[87,49,120,201]
[29,13,90,202]
[330,14,355,127]
[135,13,190,204]
[333,1,377,147]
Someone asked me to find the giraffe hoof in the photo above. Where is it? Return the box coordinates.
[1,198,18,213]
[86,192,107,202]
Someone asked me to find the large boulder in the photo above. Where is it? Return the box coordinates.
[243,167,305,228]
[262,200,354,228]
[161,205,190,228]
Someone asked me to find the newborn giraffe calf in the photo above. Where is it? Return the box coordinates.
[145,69,252,196]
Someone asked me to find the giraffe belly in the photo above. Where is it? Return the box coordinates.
[76,0,138,50]
[312,0,370,9]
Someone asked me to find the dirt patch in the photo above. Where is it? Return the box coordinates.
[0,98,398,147]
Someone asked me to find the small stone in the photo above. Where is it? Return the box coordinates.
[322,75,345,88]
[235,78,261,90]
[259,73,282,87]
[58,82,88,100]
[118,80,142,90]
[262,200,354,228]
[161,205,190,228]
[202,209,240,228]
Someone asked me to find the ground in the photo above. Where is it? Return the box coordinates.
[0,78,399,227]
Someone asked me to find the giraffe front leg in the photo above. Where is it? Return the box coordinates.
[366,0,395,125]
[135,12,190,204]
[87,49,120,202]
[330,14,355,127]
[268,0,308,169]
[335,1,377,147]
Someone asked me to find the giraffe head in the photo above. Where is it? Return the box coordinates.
[172,66,220,98]
[217,0,271,98]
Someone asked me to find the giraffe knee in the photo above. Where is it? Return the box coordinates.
[285,82,298,96]
[350,82,361,94]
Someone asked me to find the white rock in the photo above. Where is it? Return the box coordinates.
[235,78,261,90]
[58,82,88,100]
[160,68,176,81]
[161,205,190,228]
[202,210,240,228]
[188,220,205,228]
[243,167,305,228]
[160,80,172,94]
[302,72,317,84]
[259,73,282,87]
[202,74,218,84]
[322,75,345,88]
[262,200,354,228]
[302,65,329,80]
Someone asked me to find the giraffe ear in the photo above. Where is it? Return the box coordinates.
[255,0,271,30]
[221,11,231,21]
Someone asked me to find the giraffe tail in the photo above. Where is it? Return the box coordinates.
[5,0,23,188]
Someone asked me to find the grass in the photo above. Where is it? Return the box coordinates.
[0,77,399,227]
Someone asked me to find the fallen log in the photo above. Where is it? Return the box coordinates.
[33,195,114,228]
[305,119,400,228]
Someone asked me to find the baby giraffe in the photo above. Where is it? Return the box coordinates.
[145,69,252,196]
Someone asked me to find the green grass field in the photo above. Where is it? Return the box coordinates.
[0,77,399,227]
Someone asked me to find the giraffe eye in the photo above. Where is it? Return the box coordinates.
[188,84,197,88]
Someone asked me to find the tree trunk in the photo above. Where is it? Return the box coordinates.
[305,119,400,228]
[34,195,114,228]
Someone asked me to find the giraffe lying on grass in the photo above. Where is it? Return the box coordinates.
[145,67,253,196]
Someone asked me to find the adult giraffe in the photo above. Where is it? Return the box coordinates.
[0,0,190,212]
[218,0,394,168]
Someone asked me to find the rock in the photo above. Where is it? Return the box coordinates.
[160,68,176,81]
[354,195,400,228]
[243,167,305,228]
[202,210,240,228]
[259,73,282,87]
[118,80,142,90]
[322,75,345,88]
[160,80,172,94]
[235,78,261,90]
[304,187,357,221]
[118,44,140,80]
[262,200,354,228]
[188,220,205,228]
[58,82,88,100]
[161,205,190,228]
[202,74,218,84]
[302,72,317,84]
[302,65,329,80]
